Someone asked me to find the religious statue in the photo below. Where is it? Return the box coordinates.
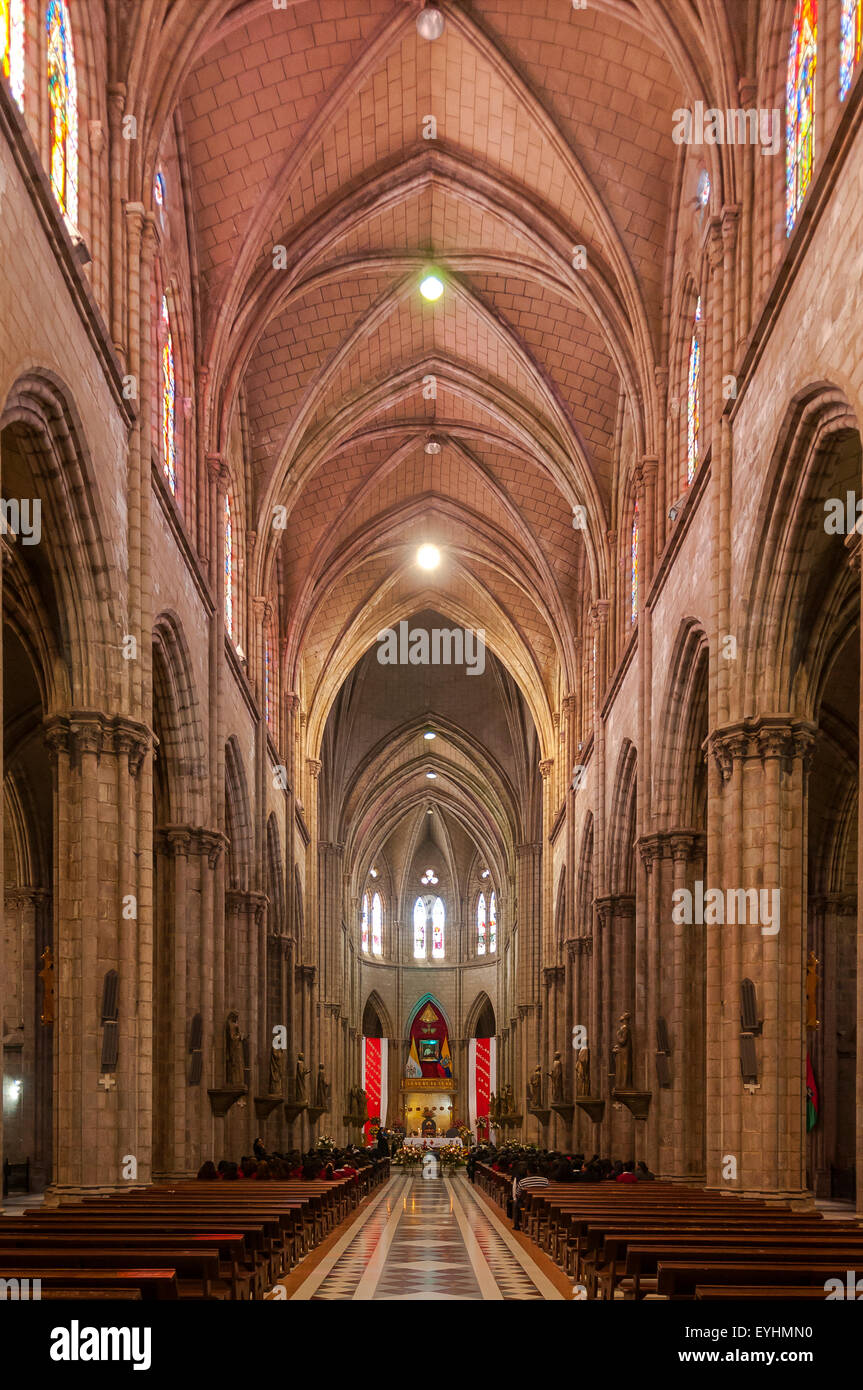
[501,1082,514,1115]
[225,1009,245,1087]
[489,1090,499,1124]
[550,1050,564,1103]
[348,1085,359,1122]
[357,1087,369,1125]
[529,1062,543,1109]
[294,1052,310,1101]
[575,1046,591,1097]
[315,1062,330,1111]
[268,1042,285,1096]
[613,1012,633,1090]
[806,950,819,1031]
[38,946,55,1026]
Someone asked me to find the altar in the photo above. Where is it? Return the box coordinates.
[402,1136,464,1150]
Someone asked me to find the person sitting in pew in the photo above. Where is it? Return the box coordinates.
[512,1160,549,1231]
[616,1160,638,1183]
[254,1161,272,1180]
[197,1160,219,1181]
[636,1161,655,1180]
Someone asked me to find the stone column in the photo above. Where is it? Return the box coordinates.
[707,716,815,1198]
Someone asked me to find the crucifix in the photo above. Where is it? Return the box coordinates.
[98,1074,116,1092]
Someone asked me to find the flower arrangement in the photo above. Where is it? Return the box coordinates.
[438,1143,467,1168]
[315,1135,336,1154]
[392,1144,423,1167]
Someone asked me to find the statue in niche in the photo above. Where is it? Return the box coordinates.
[268,1043,285,1096]
[612,1012,633,1090]
[315,1063,330,1110]
[575,1046,591,1097]
[348,1085,359,1122]
[38,946,55,1026]
[489,1090,499,1124]
[294,1052,310,1101]
[501,1082,514,1115]
[529,1063,543,1108]
[550,1050,564,1103]
[225,1010,245,1087]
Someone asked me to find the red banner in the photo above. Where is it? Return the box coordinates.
[363,1037,382,1145]
[475,1037,490,1118]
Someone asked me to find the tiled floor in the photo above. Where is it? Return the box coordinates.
[289,1172,564,1300]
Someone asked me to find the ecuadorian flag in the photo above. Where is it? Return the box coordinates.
[439,1037,453,1078]
[406,1037,423,1078]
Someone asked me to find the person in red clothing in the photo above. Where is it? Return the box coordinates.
[616,1160,638,1183]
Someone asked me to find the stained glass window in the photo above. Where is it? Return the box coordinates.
[840,0,862,98]
[371,891,382,956]
[361,893,369,953]
[1,0,25,111]
[46,0,78,229]
[160,294,176,495]
[687,296,701,484]
[697,169,710,208]
[786,0,817,235]
[477,892,487,955]
[432,897,445,959]
[630,501,639,626]
[224,492,234,635]
[154,170,165,206]
[413,898,426,959]
[489,890,497,954]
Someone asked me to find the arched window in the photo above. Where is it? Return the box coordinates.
[432,897,445,959]
[46,0,78,229]
[371,891,382,956]
[786,0,817,235]
[361,893,369,953]
[840,0,861,98]
[1,0,25,111]
[696,168,710,209]
[489,890,497,954]
[160,295,177,495]
[413,898,426,959]
[630,501,639,626]
[224,492,234,635]
[686,296,702,484]
[154,169,166,206]
[477,892,487,955]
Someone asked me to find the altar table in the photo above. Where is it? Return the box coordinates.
[402,1136,464,1149]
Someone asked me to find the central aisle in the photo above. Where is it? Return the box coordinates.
[288,1173,565,1300]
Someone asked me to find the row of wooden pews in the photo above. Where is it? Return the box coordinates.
[475,1164,860,1300]
[0,1161,389,1301]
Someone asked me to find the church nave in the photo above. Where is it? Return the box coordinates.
[286,1174,565,1302]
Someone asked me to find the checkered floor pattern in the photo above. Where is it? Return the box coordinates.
[300,1173,557,1300]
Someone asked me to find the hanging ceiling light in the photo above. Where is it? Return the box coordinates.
[419,272,444,301]
[417,543,441,570]
[426,771,437,779]
[423,730,436,740]
[416,3,445,41]
[425,435,442,454]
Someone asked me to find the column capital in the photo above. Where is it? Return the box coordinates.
[707,715,817,780]
[539,758,554,779]
[307,757,322,780]
[589,598,611,628]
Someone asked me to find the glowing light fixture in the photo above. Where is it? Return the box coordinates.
[369,867,379,878]
[426,771,437,779]
[423,730,436,740]
[417,543,441,571]
[425,436,442,454]
[416,4,445,41]
[420,272,444,301]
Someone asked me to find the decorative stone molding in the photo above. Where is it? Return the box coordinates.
[637,829,705,869]
[809,893,857,916]
[594,893,636,923]
[539,758,554,779]
[43,712,152,772]
[307,757,322,780]
[706,716,818,782]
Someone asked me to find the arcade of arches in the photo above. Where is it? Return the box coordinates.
[1,0,863,1237]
